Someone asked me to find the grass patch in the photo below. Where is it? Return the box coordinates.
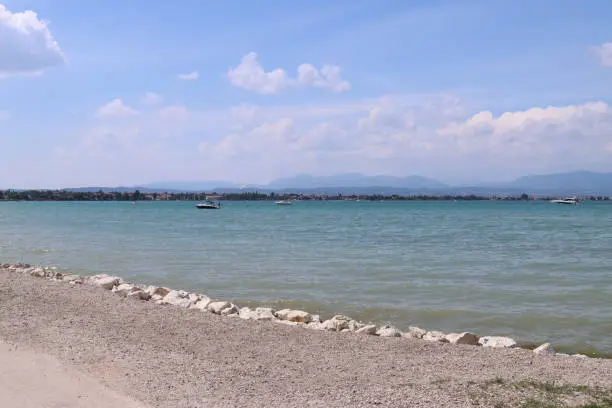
[469,377,612,408]
[515,378,611,400]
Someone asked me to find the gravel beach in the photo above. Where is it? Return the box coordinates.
[1,270,611,408]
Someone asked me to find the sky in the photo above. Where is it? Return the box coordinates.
[1,0,612,188]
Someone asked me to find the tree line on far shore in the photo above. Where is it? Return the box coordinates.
[1,189,609,202]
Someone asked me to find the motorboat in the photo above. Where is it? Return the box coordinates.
[275,200,293,206]
[195,200,221,209]
[550,197,579,205]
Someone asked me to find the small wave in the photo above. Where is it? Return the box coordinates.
[30,249,51,254]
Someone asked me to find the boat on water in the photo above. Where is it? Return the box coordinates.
[195,200,221,209]
[550,197,579,205]
[275,200,293,206]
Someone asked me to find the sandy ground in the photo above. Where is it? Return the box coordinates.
[0,340,146,408]
[0,270,611,408]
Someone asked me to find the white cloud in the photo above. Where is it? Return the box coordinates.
[177,71,198,80]
[96,99,138,117]
[195,99,612,183]
[142,92,163,105]
[297,63,350,92]
[0,110,10,122]
[28,95,612,188]
[0,4,65,77]
[593,42,612,67]
[227,53,290,94]
[227,52,350,94]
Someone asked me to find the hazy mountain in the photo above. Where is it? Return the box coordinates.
[60,171,612,195]
[139,181,241,191]
[504,171,612,194]
[266,173,448,189]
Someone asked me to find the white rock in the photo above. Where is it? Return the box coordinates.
[320,315,351,331]
[161,290,193,308]
[151,294,164,302]
[239,307,276,321]
[127,289,151,301]
[478,336,517,348]
[376,325,402,337]
[423,331,449,343]
[356,325,378,335]
[404,326,427,339]
[188,293,200,303]
[275,309,312,323]
[310,314,322,324]
[220,304,239,316]
[29,268,46,278]
[113,283,136,297]
[62,275,83,284]
[143,286,167,297]
[445,332,479,345]
[347,320,366,332]
[533,343,556,356]
[207,301,232,315]
[91,276,119,290]
[572,354,588,358]
[190,296,212,311]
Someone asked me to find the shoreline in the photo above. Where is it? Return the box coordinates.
[1,264,611,407]
[0,262,603,359]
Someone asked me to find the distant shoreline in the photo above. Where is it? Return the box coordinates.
[1,189,611,202]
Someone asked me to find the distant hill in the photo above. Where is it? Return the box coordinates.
[61,171,612,195]
[503,171,612,194]
[266,173,448,189]
[139,181,241,191]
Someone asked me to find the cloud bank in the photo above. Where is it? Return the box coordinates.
[0,4,65,77]
[228,52,350,94]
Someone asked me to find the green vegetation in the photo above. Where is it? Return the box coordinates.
[468,377,612,408]
[2,189,608,202]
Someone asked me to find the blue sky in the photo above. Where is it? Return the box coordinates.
[1,0,612,188]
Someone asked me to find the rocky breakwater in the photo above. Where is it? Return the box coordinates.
[0,263,591,359]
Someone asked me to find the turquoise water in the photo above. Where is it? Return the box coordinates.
[1,200,611,355]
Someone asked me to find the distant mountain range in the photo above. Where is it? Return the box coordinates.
[63,171,612,196]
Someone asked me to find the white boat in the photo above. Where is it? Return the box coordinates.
[550,197,579,205]
[195,200,221,209]
[275,200,293,206]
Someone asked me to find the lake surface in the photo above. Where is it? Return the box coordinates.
[1,200,611,355]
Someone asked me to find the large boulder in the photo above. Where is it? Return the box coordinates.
[275,309,312,324]
[445,332,479,345]
[404,326,427,339]
[113,283,136,297]
[533,343,556,356]
[62,275,83,284]
[356,325,378,335]
[220,304,239,316]
[207,301,237,315]
[376,325,402,337]
[423,331,449,343]
[239,307,276,321]
[89,275,120,290]
[146,286,171,298]
[190,296,212,311]
[478,336,517,348]
[127,288,151,301]
[160,290,193,308]
[29,268,46,278]
[320,315,351,331]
